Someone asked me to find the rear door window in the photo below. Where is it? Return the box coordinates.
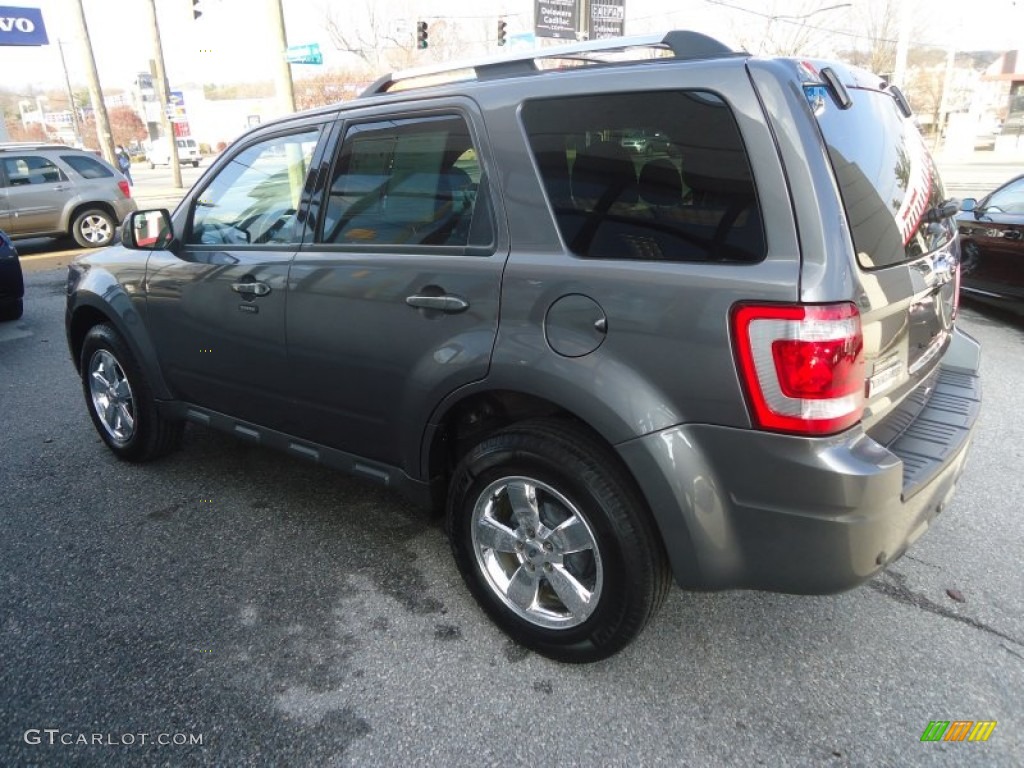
[319,114,494,248]
[813,87,953,269]
[1,155,68,186]
[521,90,765,263]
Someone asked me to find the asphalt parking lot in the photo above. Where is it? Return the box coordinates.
[1,260,1021,766]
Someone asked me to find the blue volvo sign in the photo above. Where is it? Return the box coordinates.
[0,6,48,46]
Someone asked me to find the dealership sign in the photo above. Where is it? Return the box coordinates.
[535,0,577,40]
[0,6,48,46]
[590,0,625,39]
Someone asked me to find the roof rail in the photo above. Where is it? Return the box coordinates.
[361,30,737,97]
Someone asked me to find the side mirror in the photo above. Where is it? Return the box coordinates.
[959,198,977,213]
[123,209,174,250]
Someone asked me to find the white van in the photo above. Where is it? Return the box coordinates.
[146,137,201,168]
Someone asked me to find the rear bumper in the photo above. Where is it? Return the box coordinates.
[617,327,982,594]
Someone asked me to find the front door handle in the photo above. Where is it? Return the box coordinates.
[231,281,271,297]
[405,294,470,313]
[1003,230,1022,240]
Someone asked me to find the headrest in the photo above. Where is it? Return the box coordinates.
[638,158,682,207]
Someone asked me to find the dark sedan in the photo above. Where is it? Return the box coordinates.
[0,228,24,321]
[957,174,1024,313]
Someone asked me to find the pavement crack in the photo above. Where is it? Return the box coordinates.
[1002,644,1024,661]
[869,571,1024,649]
[903,553,942,570]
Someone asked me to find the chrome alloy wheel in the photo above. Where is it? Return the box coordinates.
[471,476,603,629]
[88,349,136,442]
[79,214,113,245]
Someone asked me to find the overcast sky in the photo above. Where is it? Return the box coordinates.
[1,0,1022,96]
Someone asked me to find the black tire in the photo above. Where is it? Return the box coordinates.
[71,208,116,248]
[0,298,23,322]
[192,161,200,168]
[446,418,670,662]
[80,323,183,462]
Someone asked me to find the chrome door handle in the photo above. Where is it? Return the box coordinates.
[405,294,470,313]
[231,281,271,296]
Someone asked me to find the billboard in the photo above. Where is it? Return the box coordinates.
[0,5,48,46]
[535,0,577,40]
[590,0,625,39]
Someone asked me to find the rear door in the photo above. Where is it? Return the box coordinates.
[144,124,327,428]
[0,153,69,235]
[811,79,959,425]
[285,104,506,470]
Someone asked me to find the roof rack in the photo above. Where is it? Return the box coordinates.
[362,30,737,97]
[0,142,71,151]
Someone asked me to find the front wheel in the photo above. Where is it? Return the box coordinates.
[80,323,182,461]
[71,208,116,248]
[447,418,670,662]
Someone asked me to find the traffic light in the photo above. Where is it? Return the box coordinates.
[497,19,507,46]
[192,1,202,20]
[416,21,428,49]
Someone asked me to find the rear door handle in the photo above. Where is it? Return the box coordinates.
[405,294,470,313]
[231,281,271,297]
[1003,230,1022,240]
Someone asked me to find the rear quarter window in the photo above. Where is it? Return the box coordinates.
[60,154,114,179]
[813,87,953,269]
[522,90,765,263]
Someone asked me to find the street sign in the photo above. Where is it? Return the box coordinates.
[0,5,49,46]
[285,43,323,65]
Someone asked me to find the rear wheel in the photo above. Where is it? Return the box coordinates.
[447,418,670,662]
[81,323,182,461]
[71,208,116,248]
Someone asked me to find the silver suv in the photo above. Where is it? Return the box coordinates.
[65,32,982,662]
[0,143,137,247]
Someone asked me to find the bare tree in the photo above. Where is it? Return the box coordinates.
[319,0,478,74]
[320,0,415,72]
[720,0,848,57]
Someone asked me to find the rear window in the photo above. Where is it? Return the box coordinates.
[61,154,114,179]
[522,90,765,263]
[813,87,953,269]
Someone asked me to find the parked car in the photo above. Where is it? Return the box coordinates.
[146,137,201,168]
[0,228,24,321]
[957,174,1024,313]
[0,143,136,248]
[65,31,981,662]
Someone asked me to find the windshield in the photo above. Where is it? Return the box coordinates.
[813,87,953,269]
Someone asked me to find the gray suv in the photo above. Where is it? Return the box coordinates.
[65,32,982,662]
[1,143,137,247]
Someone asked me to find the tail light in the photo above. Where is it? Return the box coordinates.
[118,179,131,198]
[731,302,865,435]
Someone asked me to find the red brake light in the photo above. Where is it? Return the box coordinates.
[732,303,865,435]
[118,179,131,198]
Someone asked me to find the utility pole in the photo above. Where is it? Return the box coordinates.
[58,41,84,147]
[891,1,911,86]
[70,0,115,165]
[144,0,182,189]
[269,0,296,115]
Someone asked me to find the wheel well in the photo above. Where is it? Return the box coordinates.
[426,391,631,505]
[68,306,112,372]
[68,202,117,232]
